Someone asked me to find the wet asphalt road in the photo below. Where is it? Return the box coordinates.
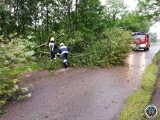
[1,43,160,120]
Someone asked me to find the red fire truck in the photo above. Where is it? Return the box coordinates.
[132,32,150,51]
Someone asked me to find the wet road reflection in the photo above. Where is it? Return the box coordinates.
[125,44,160,89]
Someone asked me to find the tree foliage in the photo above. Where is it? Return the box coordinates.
[0,37,37,113]
[103,0,150,32]
[74,28,133,67]
[0,0,152,40]
[116,12,150,32]
[138,0,160,21]
[104,0,128,28]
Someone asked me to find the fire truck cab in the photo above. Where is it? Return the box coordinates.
[132,32,150,51]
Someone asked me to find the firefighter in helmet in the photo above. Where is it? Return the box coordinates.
[57,43,69,68]
[49,33,57,60]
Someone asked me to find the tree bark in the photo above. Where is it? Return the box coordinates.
[46,4,49,35]
[34,0,37,36]
[67,0,72,36]
[16,0,20,36]
[75,0,78,31]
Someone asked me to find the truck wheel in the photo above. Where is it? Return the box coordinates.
[144,48,147,51]
[144,48,149,51]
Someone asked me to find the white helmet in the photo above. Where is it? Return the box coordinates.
[60,43,64,46]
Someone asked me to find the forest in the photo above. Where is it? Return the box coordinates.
[0,0,160,114]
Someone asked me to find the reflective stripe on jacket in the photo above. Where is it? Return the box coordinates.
[49,43,55,52]
[58,46,69,55]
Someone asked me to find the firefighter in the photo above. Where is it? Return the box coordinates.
[57,43,69,68]
[49,35,57,60]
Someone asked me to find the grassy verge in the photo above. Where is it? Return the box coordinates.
[153,51,160,63]
[158,107,160,120]
[118,51,160,120]
[155,51,160,120]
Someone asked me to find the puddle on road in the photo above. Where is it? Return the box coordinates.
[127,52,147,72]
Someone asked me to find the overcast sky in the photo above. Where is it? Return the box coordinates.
[100,0,160,38]
[100,0,138,10]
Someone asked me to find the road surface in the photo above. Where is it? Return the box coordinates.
[1,43,160,120]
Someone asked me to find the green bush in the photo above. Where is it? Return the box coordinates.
[0,38,38,113]
[37,56,62,70]
[38,28,133,68]
[67,28,133,67]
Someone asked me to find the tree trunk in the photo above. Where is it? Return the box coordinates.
[34,0,37,36]
[75,0,78,31]
[46,4,49,35]
[16,0,20,36]
[67,0,72,36]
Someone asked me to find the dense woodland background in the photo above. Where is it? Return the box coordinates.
[0,0,160,113]
[0,0,158,40]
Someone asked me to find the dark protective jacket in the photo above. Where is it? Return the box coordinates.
[58,45,69,55]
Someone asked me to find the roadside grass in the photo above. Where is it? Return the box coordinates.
[153,51,160,63]
[158,107,160,120]
[118,51,160,120]
[155,52,160,120]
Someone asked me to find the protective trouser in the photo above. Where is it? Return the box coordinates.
[62,53,68,68]
[50,51,56,60]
